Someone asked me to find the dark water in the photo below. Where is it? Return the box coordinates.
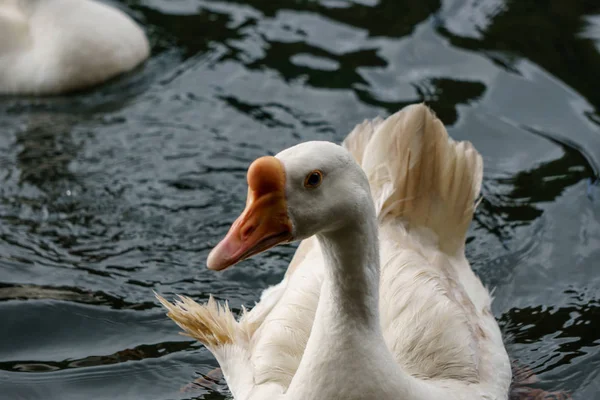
[1,0,599,399]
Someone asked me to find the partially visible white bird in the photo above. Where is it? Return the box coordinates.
[0,0,150,95]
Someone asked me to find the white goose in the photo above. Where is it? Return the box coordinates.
[0,0,150,95]
[158,104,512,399]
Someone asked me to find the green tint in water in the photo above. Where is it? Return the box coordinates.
[0,0,599,399]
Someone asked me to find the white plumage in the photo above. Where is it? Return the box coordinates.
[0,0,150,95]
[158,103,512,399]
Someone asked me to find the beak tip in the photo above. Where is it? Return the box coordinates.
[207,245,235,271]
[206,249,222,271]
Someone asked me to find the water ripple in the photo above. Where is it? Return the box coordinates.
[1,0,600,399]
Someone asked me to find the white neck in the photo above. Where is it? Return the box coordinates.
[283,199,444,400]
[284,203,389,398]
[317,216,381,331]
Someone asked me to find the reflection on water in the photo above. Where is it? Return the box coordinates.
[1,0,599,399]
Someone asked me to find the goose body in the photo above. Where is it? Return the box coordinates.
[0,0,150,95]
[158,104,512,399]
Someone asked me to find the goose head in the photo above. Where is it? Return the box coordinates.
[207,141,373,271]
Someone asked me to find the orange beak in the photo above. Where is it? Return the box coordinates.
[207,156,293,271]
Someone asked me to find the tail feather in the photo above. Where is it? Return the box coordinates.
[155,293,252,348]
[342,116,384,166]
[348,103,483,254]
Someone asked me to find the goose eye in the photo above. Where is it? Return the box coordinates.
[304,170,323,189]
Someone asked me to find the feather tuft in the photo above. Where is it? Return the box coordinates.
[155,292,249,348]
[353,103,483,254]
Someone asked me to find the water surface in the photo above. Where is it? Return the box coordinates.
[1,0,599,399]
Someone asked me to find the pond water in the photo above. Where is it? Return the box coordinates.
[1,0,600,399]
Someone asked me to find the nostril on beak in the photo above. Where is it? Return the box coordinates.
[241,224,256,239]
